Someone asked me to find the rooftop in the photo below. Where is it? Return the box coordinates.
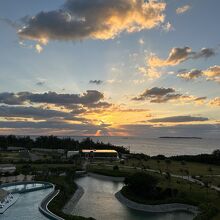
[82,149,117,153]
[0,164,15,168]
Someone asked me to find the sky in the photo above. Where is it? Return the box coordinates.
[0,0,220,137]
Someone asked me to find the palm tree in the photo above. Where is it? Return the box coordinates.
[165,171,172,196]
[208,166,213,188]
[165,159,171,173]
[180,160,186,179]
[157,160,161,174]
[185,169,192,191]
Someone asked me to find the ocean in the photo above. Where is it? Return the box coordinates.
[72,136,220,157]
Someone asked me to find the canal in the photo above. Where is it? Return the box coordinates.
[72,176,195,220]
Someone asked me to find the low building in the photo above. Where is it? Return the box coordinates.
[33,148,65,154]
[67,151,79,158]
[0,164,16,174]
[81,149,118,159]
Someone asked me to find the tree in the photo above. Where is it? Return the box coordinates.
[208,166,213,188]
[157,160,161,174]
[113,165,119,171]
[165,171,172,189]
[184,169,192,191]
[124,172,158,198]
[181,160,186,178]
[165,159,171,172]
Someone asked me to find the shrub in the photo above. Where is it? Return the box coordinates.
[124,172,158,198]
[113,165,119,171]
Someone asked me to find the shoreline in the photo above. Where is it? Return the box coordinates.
[115,191,199,215]
[62,184,84,215]
[88,172,125,182]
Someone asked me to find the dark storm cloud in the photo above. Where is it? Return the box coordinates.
[148,115,209,123]
[18,0,166,42]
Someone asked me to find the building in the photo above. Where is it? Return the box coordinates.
[81,149,118,159]
[0,164,16,174]
[67,151,79,158]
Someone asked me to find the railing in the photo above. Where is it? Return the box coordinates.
[0,181,53,193]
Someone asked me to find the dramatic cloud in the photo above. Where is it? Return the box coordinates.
[148,47,216,68]
[0,92,27,105]
[89,80,104,85]
[132,87,205,104]
[0,105,74,120]
[203,65,220,82]
[86,101,112,108]
[132,87,177,102]
[148,115,209,123]
[177,69,203,80]
[0,90,105,107]
[178,65,220,82]
[176,5,191,14]
[0,120,110,134]
[18,0,166,45]
[209,97,220,106]
[194,97,207,105]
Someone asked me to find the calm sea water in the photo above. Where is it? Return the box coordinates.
[72,136,220,156]
[72,176,195,220]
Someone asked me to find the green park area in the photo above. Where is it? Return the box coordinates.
[88,160,220,220]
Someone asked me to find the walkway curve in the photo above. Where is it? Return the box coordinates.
[115,191,199,214]
[39,184,64,220]
[62,184,84,215]
[88,172,125,182]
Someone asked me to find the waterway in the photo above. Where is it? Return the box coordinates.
[72,176,195,220]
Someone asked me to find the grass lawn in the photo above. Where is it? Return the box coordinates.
[16,163,74,170]
[123,158,220,176]
[196,176,220,188]
[0,152,21,161]
[89,163,220,220]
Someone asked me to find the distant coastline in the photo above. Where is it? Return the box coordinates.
[159,136,202,139]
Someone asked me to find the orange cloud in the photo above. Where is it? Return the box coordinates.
[18,0,166,44]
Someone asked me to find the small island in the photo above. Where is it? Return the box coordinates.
[159,136,202,139]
